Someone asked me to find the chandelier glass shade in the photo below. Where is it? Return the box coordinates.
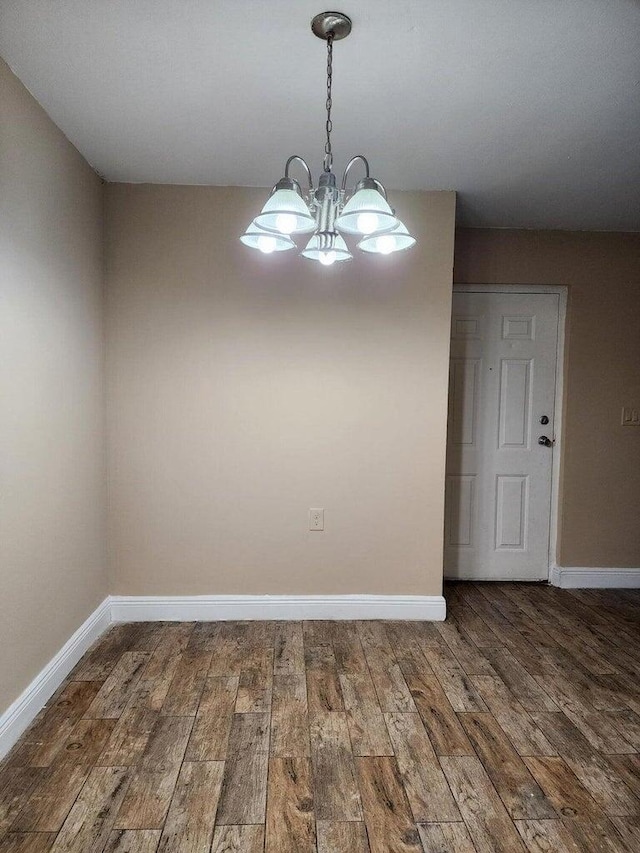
[239,223,297,253]
[358,221,417,254]
[241,11,416,266]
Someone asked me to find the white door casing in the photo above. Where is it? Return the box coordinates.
[445,292,560,581]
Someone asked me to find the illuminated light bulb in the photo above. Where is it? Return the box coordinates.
[356,212,380,234]
[377,234,396,255]
[319,250,337,266]
[257,234,277,254]
[275,213,297,235]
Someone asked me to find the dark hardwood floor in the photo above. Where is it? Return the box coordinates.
[0,583,639,852]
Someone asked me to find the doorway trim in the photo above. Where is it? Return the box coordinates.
[452,284,568,582]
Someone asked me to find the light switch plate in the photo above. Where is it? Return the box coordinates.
[309,508,324,531]
[621,407,640,426]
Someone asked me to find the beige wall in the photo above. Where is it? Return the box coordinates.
[455,229,640,568]
[105,185,456,597]
[0,59,107,714]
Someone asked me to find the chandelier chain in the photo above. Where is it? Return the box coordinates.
[324,32,334,172]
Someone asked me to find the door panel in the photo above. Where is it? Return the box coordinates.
[445,292,559,581]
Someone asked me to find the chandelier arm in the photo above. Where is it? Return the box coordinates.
[371,178,389,200]
[284,155,314,192]
[341,155,371,192]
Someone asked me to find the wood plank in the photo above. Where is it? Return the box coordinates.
[440,755,528,853]
[129,717,193,770]
[384,712,460,822]
[331,623,369,675]
[11,763,89,832]
[396,653,473,756]
[0,769,42,839]
[558,705,635,755]
[185,676,238,761]
[470,675,558,757]
[458,712,557,819]
[484,648,558,712]
[517,593,617,678]
[210,825,265,853]
[10,682,102,767]
[306,646,344,716]
[514,819,582,853]
[206,627,245,676]
[270,675,310,757]
[156,761,223,853]
[153,623,195,654]
[0,834,56,853]
[54,718,116,767]
[236,647,273,713]
[84,653,150,719]
[409,621,447,655]
[596,672,640,714]
[523,756,604,820]
[435,619,496,675]
[316,821,370,853]
[303,621,334,645]
[71,624,148,681]
[607,754,640,800]
[357,623,416,713]
[128,631,188,712]
[103,830,162,853]
[97,708,158,766]
[562,816,634,852]
[416,822,476,853]
[160,649,211,716]
[122,623,167,653]
[609,709,640,751]
[265,757,315,853]
[49,766,130,853]
[384,622,433,665]
[216,713,270,825]
[541,654,627,713]
[310,713,362,821]
[354,757,422,853]
[274,623,304,676]
[609,816,640,851]
[449,595,503,648]
[532,712,639,816]
[113,716,193,830]
[339,673,393,757]
[137,715,193,771]
[425,641,488,712]
[186,622,221,653]
[114,769,178,831]
[535,652,620,719]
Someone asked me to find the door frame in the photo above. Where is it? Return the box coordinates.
[451,284,568,582]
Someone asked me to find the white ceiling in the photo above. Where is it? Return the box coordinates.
[1,0,639,230]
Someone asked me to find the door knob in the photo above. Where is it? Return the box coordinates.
[538,435,553,447]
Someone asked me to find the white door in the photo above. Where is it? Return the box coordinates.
[445,291,559,580]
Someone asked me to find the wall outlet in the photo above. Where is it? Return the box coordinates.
[309,508,324,531]
[621,407,640,426]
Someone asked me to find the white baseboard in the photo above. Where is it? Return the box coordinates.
[549,566,640,589]
[109,594,447,623]
[0,597,112,760]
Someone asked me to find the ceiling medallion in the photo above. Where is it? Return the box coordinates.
[241,11,416,266]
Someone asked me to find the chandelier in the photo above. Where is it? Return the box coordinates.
[241,11,416,266]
